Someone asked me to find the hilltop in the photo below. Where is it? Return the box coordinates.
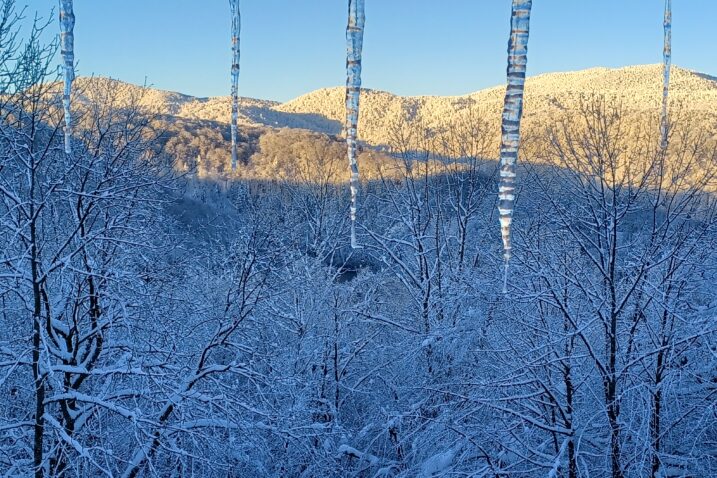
[63,65,717,182]
[75,64,717,148]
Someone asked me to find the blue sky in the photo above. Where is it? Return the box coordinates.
[24,0,716,101]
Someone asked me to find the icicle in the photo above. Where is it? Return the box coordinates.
[502,261,509,295]
[229,0,241,170]
[345,0,365,249]
[659,0,671,151]
[59,0,75,155]
[497,0,532,294]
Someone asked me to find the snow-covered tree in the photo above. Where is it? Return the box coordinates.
[517,98,717,478]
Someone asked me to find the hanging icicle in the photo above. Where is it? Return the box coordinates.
[345,0,365,249]
[659,0,671,151]
[498,0,532,294]
[59,0,75,155]
[229,0,241,170]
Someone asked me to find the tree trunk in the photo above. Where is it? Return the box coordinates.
[606,311,624,478]
[30,210,45,478]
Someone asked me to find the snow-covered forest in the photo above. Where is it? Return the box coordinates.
[1,1,717,477]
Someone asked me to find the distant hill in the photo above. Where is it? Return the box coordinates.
[76,64,717,148]
[65,65,717,183]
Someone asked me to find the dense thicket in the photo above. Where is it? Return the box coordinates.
[1,3,716,477]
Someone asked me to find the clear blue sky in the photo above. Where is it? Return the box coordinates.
[24,0,716,102]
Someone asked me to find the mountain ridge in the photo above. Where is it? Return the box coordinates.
[74,64,717,153]
[78,64,717,103]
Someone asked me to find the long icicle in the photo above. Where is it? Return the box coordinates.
[59,0,75,155]
[498,0,532,294]
[345,0,365,249]
[229,0,241,170]
[659,0,671,151]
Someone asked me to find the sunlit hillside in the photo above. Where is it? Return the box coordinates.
[70,65,717,176]
[75,65,717,140]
